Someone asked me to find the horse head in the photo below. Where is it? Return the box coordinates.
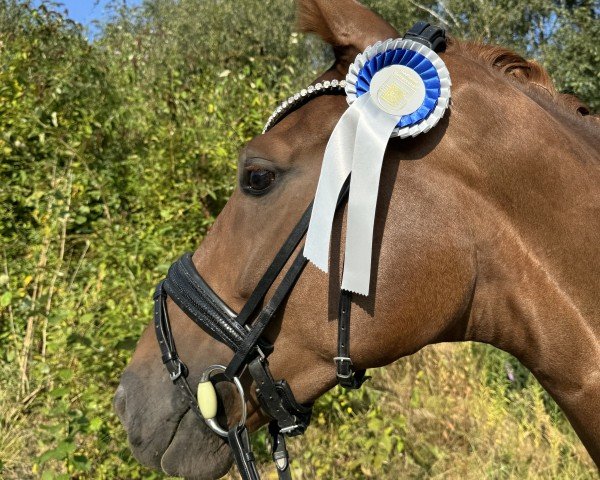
[114,0,600,478]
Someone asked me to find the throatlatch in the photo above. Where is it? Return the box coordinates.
[154,22,449,480]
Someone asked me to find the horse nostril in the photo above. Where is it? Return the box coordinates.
[113,384,127,421]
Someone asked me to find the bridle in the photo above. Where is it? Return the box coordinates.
[153,22,446,480]
[153,169,361,479]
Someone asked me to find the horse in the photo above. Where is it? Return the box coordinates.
[113,0,600,478]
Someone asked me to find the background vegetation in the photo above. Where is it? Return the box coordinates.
[0,0,598,478]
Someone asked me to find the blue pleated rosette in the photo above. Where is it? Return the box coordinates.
[346,38,451,138]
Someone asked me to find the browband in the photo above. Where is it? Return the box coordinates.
[263,79,347,133]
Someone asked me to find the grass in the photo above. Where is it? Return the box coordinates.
[232,343,596,480]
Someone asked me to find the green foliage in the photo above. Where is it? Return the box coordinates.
[0,1,597,479]
[540,3,600,110]
[364,0,600,109]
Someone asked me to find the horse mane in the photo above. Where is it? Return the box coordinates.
[447,38,598,125]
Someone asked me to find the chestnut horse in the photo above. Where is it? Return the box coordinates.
[114,0,600,478]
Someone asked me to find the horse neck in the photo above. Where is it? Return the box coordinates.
[457,96,600,459]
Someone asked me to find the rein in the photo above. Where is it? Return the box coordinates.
[153,22,446,480]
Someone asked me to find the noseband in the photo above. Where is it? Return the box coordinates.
[153,22,446,480]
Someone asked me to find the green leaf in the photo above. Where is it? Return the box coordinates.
[79,313,94,322]
[89,417,103,432]
[72,454,91,471]
[38,441,75,464]
[115,336,138,351]
[58,369,73,381]
[67,333,91,347]
[49,387,69,398]
[0,291,11,307]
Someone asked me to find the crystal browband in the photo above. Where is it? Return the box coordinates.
[262,79,347,133]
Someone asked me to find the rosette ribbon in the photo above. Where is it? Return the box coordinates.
[304,38,451,296]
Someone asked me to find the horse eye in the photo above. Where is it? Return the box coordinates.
[247,169,275,193]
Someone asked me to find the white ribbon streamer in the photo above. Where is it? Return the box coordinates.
[304,94,369,272]
[304,93,399,296]
[341,97,400,295]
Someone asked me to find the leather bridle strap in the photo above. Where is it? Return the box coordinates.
[226,421,293,480]
[164,254,244,351]
[235,203,314,327]
[227,426,260,480]
[336,290,368,388]
[248,356,313,433]
[154,282,203,420]
[269,421,292,479]
[225,250,307,378]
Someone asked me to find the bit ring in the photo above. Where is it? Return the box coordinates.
[197,364,247,437]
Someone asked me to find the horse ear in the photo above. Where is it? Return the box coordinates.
[296,0,399,75]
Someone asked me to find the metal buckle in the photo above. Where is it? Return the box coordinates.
[197,364,247,438]
[278,424,300,435]
[255,345,267,361]
[169,361,184,382]
[333,356,353,379]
